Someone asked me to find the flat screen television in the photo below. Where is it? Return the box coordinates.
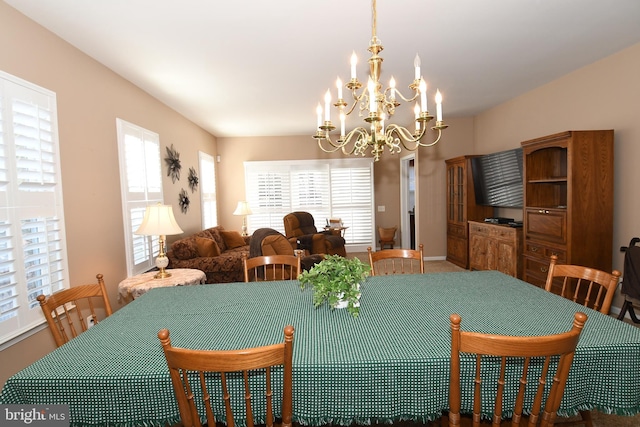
[471,148,524,208]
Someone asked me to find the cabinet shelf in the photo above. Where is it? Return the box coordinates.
[527,205,567,211]
[527,177,567,184]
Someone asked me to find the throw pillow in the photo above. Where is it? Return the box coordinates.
[221,230,246,249]
[195,237,221,257]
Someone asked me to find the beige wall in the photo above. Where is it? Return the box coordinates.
[0,2,217,386]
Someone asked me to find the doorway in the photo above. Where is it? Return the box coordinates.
[400,154,416,249]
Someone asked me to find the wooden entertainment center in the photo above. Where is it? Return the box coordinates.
[446,130,614,286]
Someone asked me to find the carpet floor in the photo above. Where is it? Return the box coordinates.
[348,253,640,427]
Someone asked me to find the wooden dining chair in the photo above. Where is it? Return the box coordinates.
[543,255,620,427]
[158,325,294,427]
[544,255,621,315]
[243,253,301,282]
[445,311,588,427]
[37,273,113,347]
[367,244,424,276]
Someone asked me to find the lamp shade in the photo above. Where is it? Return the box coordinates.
[135,204,183,236]
[233,201,253,216]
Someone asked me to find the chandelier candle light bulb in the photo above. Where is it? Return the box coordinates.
[312,0,448,161]
[420,79,427,113]
[324,90,331,122]
[350,51,357,80]
[436,90,443,122]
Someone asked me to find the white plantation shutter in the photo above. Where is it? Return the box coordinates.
[116,119,163,276]
[244,159,374,250]
[290,165,331,226]
[199,151,217,229]
[246,167,291,233]
[0,71,70,345]
[330,162,375,246]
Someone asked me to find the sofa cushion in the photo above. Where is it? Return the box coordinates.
[195,237,221,257]
[261,234,295,256]
[221,230,245,249]
[171,237,198,260]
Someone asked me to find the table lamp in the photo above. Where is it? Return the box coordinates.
[233,201,252,236]
[135,203,183,279]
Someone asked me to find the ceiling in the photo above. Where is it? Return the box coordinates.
[6,0,640,138]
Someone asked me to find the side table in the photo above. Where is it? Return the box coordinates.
[324,226,348,237]
[118,268,206,301]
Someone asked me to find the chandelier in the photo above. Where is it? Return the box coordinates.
[313,0,448,161]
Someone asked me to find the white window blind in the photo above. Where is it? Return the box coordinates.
[116,119,163,276]
[0,71,69,345]
[199,151,217,229]
[244,158,374,251]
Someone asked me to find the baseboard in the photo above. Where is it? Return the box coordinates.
[424,256,447,262]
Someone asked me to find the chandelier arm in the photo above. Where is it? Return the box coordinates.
[343,86,370,117]
[343,127,372,156]
[385,124,423,146]
[385,124,444,150]
[315,127,371,155]
[391,88,420,103]
[316,137,345,153]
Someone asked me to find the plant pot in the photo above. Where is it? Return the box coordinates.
[333,295,361,309]
[332,284,361,309]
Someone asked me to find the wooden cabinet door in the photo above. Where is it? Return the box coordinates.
[495,240,517,276]
[469,232,488,271]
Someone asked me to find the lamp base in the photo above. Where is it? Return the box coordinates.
[154,269,172,279]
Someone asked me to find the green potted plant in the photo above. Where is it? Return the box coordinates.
[298,254,370,317]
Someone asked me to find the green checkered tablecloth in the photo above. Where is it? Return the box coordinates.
[2,271,640,426]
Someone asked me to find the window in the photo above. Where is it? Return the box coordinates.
[244,158,374,251]
[199,151,217,229]
[0,71,69,345]
[116,119,163,277]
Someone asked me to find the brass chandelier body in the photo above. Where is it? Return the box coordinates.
[313,0,448,161]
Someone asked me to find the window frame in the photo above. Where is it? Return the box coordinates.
[116,118,163,277]
[0,71,70,346]
[198,151,218,229]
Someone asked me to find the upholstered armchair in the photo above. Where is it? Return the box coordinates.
[283,211,346,257]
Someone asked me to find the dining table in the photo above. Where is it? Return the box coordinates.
[2,270,640,427]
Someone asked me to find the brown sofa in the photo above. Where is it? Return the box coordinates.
[167,226,250,283]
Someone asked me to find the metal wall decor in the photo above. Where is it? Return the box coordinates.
[188,167,199,192]
[164,144,181,183]
[178,189,190,214]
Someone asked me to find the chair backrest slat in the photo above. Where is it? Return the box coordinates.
[243,254,301,282]
[37,274,112,347]
[367,244,424,276]
[158,325,294,427]
[448,312,587,427]
[545,255,621,314]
